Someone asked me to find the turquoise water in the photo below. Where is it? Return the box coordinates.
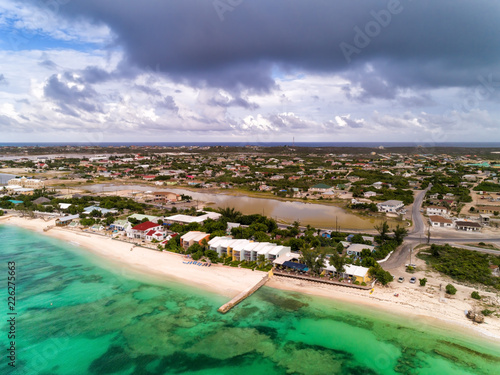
[1,225,499,375]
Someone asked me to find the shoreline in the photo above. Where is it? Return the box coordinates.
[2,215,500,344]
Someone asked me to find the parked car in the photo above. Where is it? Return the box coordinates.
[398,277,405,283]
[410,277,417,284]
[405,263,416,268]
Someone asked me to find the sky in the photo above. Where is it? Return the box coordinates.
[0,0,499,144]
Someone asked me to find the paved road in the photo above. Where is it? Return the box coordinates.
[409,186,431,236]
[382,187,430,270]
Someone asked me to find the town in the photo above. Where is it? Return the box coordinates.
[1,144,499,321]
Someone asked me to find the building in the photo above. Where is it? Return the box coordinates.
[152,191,181,203]
[208,236,291,261]
[455,221,481,231]
[426,206,448,216]
[7,176,44,189]
[322,263,372,283]
[56,214,80,226]
[429,215,454,228]
[165,211,222,225]
[345,243,375,257]
[308,183,333,193]
[476,205,500,215]
[377,200,404,213]
[127,221,164,239]
[364,191,377,198]
[180,231,210,250]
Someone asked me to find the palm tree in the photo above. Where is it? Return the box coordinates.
[217,207,242,222]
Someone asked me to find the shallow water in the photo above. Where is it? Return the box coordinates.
[1,225,499,375]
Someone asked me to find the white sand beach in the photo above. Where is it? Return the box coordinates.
[0,216,266,298]
[2,215,500,343]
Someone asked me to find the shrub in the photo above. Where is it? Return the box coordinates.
[419,278,427,286]
[482,309,494,316]
[445,284,457,295]
[361,282,367,286]
[471,291,481,300]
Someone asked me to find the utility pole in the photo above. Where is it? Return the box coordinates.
[427,225,431,244]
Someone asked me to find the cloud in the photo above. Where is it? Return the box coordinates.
[335,114,365,128]
[16,0,498,95]
[43,73,102,116]
[0,74,8,85]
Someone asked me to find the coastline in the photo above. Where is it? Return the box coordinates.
[2,215,500,345]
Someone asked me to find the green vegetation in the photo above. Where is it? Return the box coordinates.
[418,244,500,290]
[473,182,500,192]
[445,284,457,295]
[419,278,427,286]
[482,309,494,316]
[471,291,481,300]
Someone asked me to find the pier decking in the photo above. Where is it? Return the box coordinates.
[218,273,270,313]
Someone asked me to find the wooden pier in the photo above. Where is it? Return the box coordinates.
[218,273,270,314]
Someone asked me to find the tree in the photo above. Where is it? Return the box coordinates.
[329,252,346,275]
[419,278,427,286]
[187,242,203,254]
[217,207,242,222]
[300,244,324,276]
[257,254,266,267]
[393,225,408,244]
[105,216,115,226]
[375,221,390,242]
[431,244,440,257]
[445,284,457,295]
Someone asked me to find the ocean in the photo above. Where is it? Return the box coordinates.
[1,225,499,375]
[1,142,500,148]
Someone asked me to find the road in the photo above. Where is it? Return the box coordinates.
[409,186,430,236]
[382,187,430,269]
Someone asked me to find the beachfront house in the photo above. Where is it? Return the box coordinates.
[429,215,454,228]
[180,231,210,250]
[127,221,164,239]
[208,237,291,261]
[322,264,372,284]
[56,214,80,226]
[377,200,404,213]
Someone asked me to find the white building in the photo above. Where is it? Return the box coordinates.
[429,215,454,228]
[208,237,290,261]
[8,176,44,189]
[426,206,448,216]
[377,200,404,213]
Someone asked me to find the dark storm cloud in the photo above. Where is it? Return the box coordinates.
[43,74,102,116]
[24,0,500,93]
[157,96,179,113]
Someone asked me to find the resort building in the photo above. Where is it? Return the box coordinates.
[127,221,164,239]
[7,176,45,189]
[455,221,481,232]
[180,231,210,250]
[476,205,500,215]
[208,236,291,261]
[377,200,404,213]
[426,206,448,216]
[429,215,454,228]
